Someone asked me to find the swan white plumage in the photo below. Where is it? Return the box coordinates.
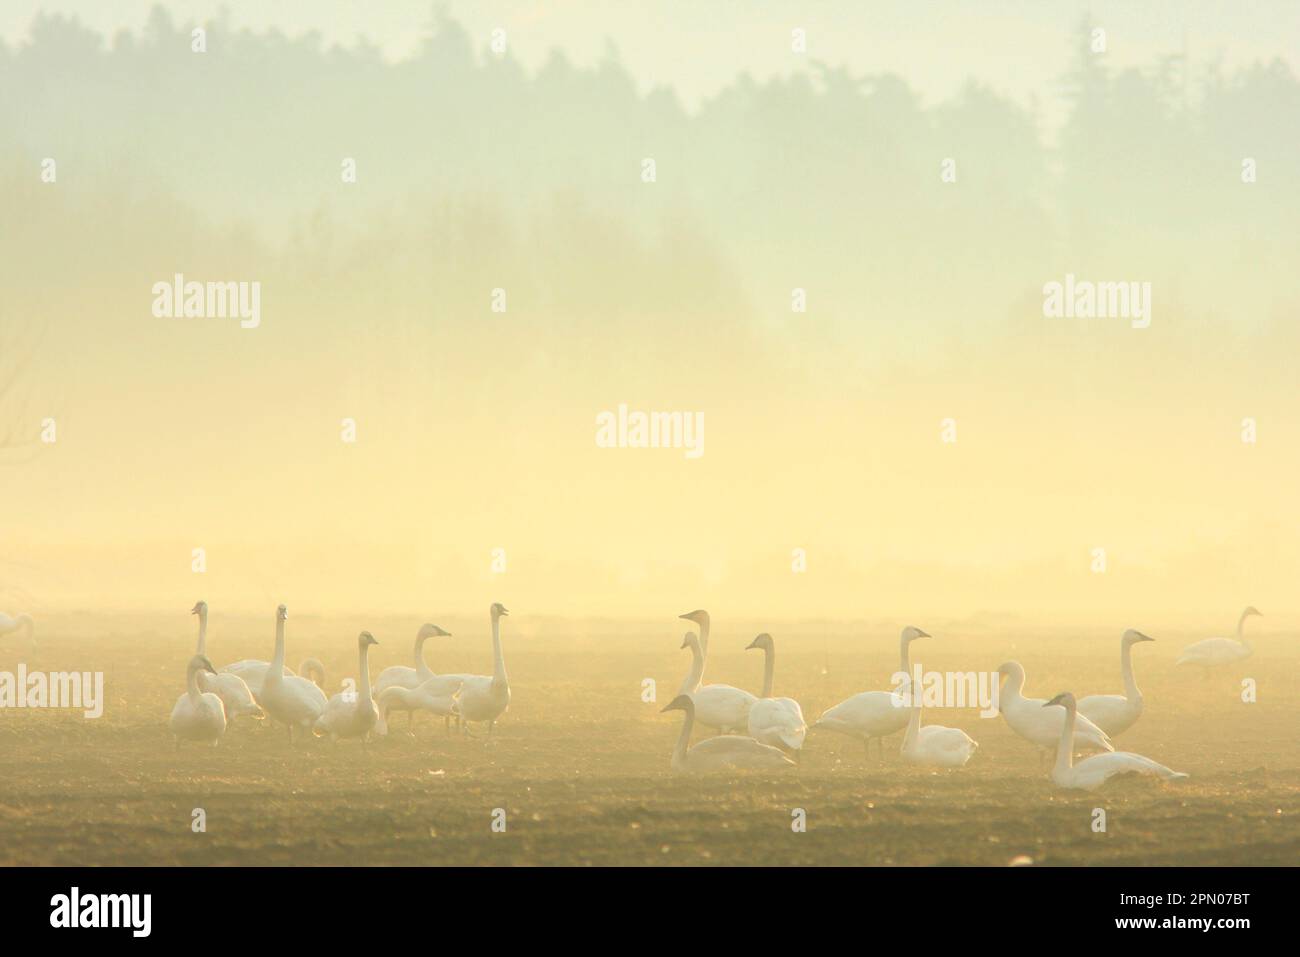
[190,601,263,720]
[0,611,34,646]
[258,605,328,742]
[744,633,807,752]
[372,623,458,697]
[299,658,325,688]
[661,694,795,772]
[314,631,381,741]
[1043,692,1187,791]
[1176,606,1260,667]
[169,655,227,747]
[810,625,930,758]
[1077,629,1154,737]
[375,678,461,736]
[453,603,514,733]
[678,630,757,734]
[899,688,978,768]
[997,661,1112,756]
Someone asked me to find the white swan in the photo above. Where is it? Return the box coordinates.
[1177,606,1260,667]
[810,625,930,758]
[190,601,263,720]
[375,678,461,736]
[169,655,227,747]
[454,603,514,733]
[899,689,978,768]
[1043,692,1187,791]
[258,605,328,742]
[1077,629,1154,737]
[0,611,34,646]
[678,631,757,734]
[744,633,807,752]
[314,632,381,742]
[661,694,795,772]
[372,623,457,697]
[299,658,326,688]
[997,661,1112,756]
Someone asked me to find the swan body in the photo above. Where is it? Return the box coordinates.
[677,630,756,733]
[1044,692,1187,791]
[170,655,227,746]
[455,604,513,731]
[900,694,977,768]
[811,626,930,755]
[1177,607,1260,666]
[662,694,794,772]
[744,633,807,751]
[190,602,263,720]
[372,623,458,697]
[314,632,381,741]
[0,612,35,645]
[258,605,328,741]
[1077,629,1153,737]
[375,678,461,736]
[997,661,1112,754]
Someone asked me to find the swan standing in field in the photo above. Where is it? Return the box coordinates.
[375,678,461,736]
[744,633,807,753]
[190,601,263,720]
[454,603,514,734]
[0,611,35,646]
[170,655,227,747]
[810,625,930,759]
[661,694,795,772]
[314,632,381,742]
[1077,629,1154,737]
[899,689,978,768]
[258,605,328,742]
[372,623,455,696]
[678,631,757,734]
[1043,692,1187,791]
[1176,607,1261,667]
[997,661,1112,759]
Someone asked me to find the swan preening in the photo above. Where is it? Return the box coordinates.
[678,630,756,733]
[997,661,1112,756]
[811,626,930,758]
[0,611,35,646]
[169,655,226,746]
[190,601,263,720]
[1176,606,1260,667]
[257,605,328,742]
[745,633,807,752]
[661,694,795,772]
[1043,692,1187,791]
[313,632,381,741]
[1077,629,1153,737]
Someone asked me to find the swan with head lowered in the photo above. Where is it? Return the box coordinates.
[189,602,263,720]
[258,605,328,742]
[1077,629,1154,737]
[678,631,757,734]
[744,633,807,753]
[1177,607,1260,667]
[997,661,1111,758]
[0,612,35,647]
[899,684,978,768]
[661,694,795,772]
[375,678,462,736]
[169,655,227,747]
[1043,692,1187,791]
[809,625,930,759]
[452,603,514,733]
[314,632,381,742]
[372,623,459,700]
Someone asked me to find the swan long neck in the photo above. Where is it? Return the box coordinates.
[1054,701,1075,774]
[678,639,704,696]
[491,614,507,687]
[698,616,710,657]
[195,610,208,657]
[1236,610,1252,646]
[358,642,373,700]
[270,617,286,674]
[1120,641,1140,703]
[186,662,203,701]
[760,644,775,698]
[903,699,921,752]
[671,704,694,771]
[899,634,911,676]
[414,634,433,680]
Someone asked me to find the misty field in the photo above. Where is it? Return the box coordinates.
[0,616,1296,866]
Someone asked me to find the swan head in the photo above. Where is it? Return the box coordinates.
[996,661,1024,682]
[678,609,709,627]
[1122,628,1155,645]
[679,631,700,651]
[417,623,452,639]
[276,604,288,621]
[189,654,218,675]
[1043,692,1076,710]
[745,632,774,651]
[902,625,931,643]
[1242,606,1262,619]
[491,602,509,619]
[191,600,207,616]
[358,631,379,648]
[660,693,695,714]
